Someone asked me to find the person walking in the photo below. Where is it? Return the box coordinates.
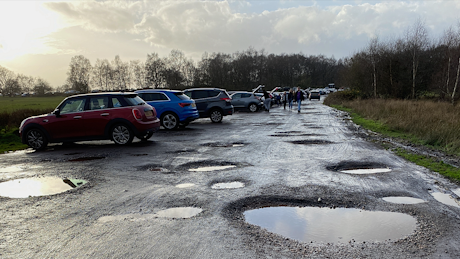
[296,88,305,113]
[288,89,294,110]
[263,90,271,112]
[282,91,288,109]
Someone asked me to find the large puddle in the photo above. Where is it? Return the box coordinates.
[382,196,426,204]
[0,177,87,198]
[244,206,416,243]
[431,192,460,208]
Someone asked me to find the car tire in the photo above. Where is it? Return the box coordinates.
[25,128,48,150]
[248,103,258,112]
[161,112,179,130]
[111,124,134,145]
[210,109,223,123]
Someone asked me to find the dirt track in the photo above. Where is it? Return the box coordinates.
[1,100,460,258]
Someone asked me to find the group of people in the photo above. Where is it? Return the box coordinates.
[263,88,305,113]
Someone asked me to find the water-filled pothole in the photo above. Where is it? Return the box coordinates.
[0,177,87,198]
[244,206,416,243]
[154,207,203,218]
[341,168,392,174]
[211,181,245,189]
[382,196,426,204]
[431,192,460,208]
[327,161,391,175]
[130,153,149,157]
[68,156,105,162]
[202,142,245,148]
[453,188,460,197]
[288,140,333,145]
[189,165,236,172]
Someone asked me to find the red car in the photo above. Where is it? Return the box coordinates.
[20,92,160,150]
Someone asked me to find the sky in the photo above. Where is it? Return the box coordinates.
[0,0,459,87]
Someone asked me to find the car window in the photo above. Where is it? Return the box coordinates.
[191,90,208,99]
[232,93,241,99]
[242,93,252,98]
[124,95,145,106]
[89,97,108,110]
[174,92,190,100]
[139,93,168,101]
[60,98,86,114]
[112,97,122,107]
[208,90,220,98]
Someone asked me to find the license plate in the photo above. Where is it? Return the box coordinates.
[145,110,153,117]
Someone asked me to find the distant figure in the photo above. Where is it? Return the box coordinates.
[296,88,305,113]
[282,91,288,109]
[263,90,271,112]
[288,89,294,110]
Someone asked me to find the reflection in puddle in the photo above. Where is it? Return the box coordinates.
[189,165,236,172]
[431,192,460,208]
[382,197,426,204]
[211,181,245,189]
[0,177,87,198]
[340,168,392,174]
[154,207,203,218]
[244,206,416,243]
[232,144,244,147]
[175,183,195,188]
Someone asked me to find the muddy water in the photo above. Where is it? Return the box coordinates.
[189,165,236,172]
[382,196,426,204]
[0,177,87,198]
[244,206,416,243]
[211,181,245,189]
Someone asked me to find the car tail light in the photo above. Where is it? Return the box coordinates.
[178,103,191,108]
[220,97,231,102]
[132,109,142,120]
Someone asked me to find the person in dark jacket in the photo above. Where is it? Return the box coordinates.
[296,88,305,112]
[288,89,294,110]
[263,90,271,112]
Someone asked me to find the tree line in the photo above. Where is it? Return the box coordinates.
[337,19,460,104]
[0,67,52,96]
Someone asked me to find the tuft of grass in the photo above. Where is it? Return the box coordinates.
[0,128,28,153]
[395,149,460,182]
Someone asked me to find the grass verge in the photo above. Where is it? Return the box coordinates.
[0,129,28,153]
[395,148,460,183]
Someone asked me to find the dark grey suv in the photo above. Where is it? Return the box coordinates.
[183,88,234,123]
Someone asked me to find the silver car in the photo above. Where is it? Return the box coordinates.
[230,92,263,112]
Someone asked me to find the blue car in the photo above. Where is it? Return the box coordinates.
[136,89,199,130]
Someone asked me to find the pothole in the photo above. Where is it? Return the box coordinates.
[130,154,149,156]
[382,196,426,204]
[244,206,416,243]
[211,181,245,189]
[68,156,105,162]
[189,165,236,172]
[166,149,197,154]
[288,140,333,145]
[0,177,87,198]
[175,183,196,188]
[148,167,170,173]
[431,192,460,208]
[201,142,245,148]
[64,152,83,156]
[154,207,203,218]
[327,161,391,174]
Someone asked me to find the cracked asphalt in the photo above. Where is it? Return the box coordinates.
[1,99,460,258]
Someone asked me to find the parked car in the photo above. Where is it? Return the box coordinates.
[230,91,263,112]
[309,91,321,100]
[19,92,160,150]
[136,89,199,130]
[183,88,233,123]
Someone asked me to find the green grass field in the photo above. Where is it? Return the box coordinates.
[0,96,64,113]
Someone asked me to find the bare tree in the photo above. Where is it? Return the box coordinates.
[16,74,36,94]
[145,53,166,88]
[405,19,430,99]
[92,59,113,91]
[3,79,21,96]
[0,65,15,94]
[33,78,52,95]
[67,55,92,93]
[129,60,147,89]
[367,36,380,98]
[111,55,130,90]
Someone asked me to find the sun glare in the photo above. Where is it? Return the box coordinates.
[0,1,65,61]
